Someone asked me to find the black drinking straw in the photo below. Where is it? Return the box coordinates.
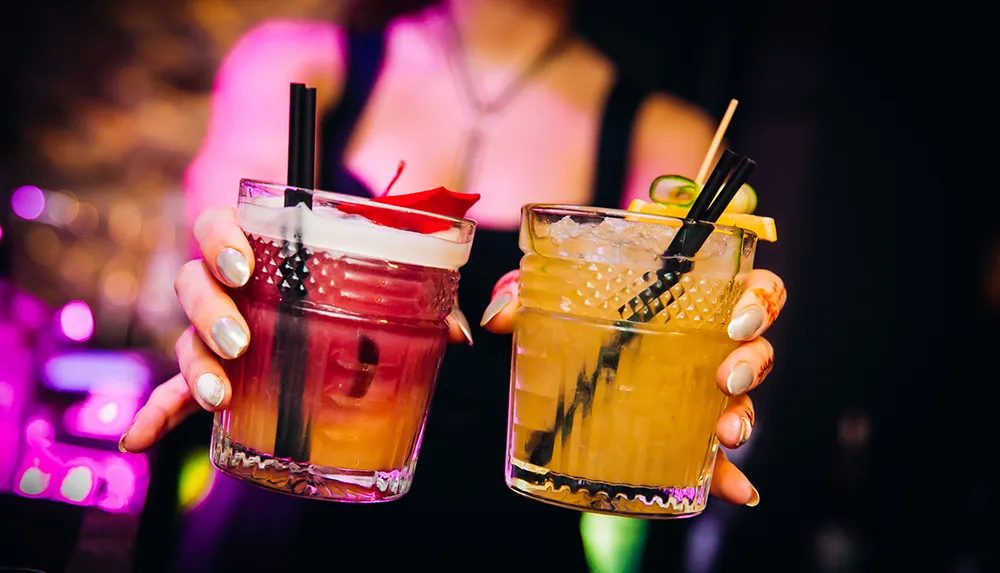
[703,157,756,223]
[682,149,738,224]
[273,83,317,461]
[661,150,737,259]
[284,83,315,207]
[526,153,756,466]
[286,84,303,187]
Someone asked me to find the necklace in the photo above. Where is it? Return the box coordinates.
[438,10,572,192]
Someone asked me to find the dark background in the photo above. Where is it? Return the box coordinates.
[1,0,990,571]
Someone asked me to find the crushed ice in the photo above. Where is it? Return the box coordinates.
[545,215,677,253]
[541,215,735,262]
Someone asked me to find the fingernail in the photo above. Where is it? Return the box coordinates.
[211,317,249,359]
[738,417,753,447]
[480,293,512,326]
[746,485,760,507]
[196,373,225,408]
[450,308,474,346]
[728,306,763,340]
[118,426,132,453]
[216,248,251,287]
[726,362,754,396]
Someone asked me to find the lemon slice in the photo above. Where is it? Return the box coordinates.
[627,199,777,242]
[649,175,757,214]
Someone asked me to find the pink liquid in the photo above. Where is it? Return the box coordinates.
[214,233,457,497]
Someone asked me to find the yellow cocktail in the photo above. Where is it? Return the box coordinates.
[506,204,759,518]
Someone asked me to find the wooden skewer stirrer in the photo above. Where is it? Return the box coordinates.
[694,98,739,187]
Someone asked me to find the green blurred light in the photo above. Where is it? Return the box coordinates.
[178,447,215,512]
[580,512,649,573]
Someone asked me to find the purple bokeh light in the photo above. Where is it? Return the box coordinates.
[12,291,49,331]
[1,280,153,514]
[25,418,54,445]
[64,391,139,440]
[13,422,149,513]
[42,351,152,393]
[0,322,32,491]
[60,463,97,504]
[12,185,45,220]
[59,300,94,342]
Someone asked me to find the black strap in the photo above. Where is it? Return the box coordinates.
[591,75,647,209]
[318,28,388,196]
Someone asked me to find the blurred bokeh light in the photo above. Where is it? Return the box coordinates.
[12,186,45,220]
[59,300,95,342]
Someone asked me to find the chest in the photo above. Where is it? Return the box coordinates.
[339,40,612,230]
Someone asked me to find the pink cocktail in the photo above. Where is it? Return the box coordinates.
[211,179,476,502]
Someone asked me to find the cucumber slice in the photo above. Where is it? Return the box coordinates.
[650,175,758,214]
[649,175,699,207]
[727,183,757,214]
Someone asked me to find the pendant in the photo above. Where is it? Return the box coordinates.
[456,125,480,193]
[455,111,496,193]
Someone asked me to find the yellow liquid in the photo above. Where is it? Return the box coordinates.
[507,252,742,517]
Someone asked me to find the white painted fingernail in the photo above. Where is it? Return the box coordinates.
[211,317,249,359]
[450,308,474,346]
[746,485,760,507]
[728,306,763,340]
[196,373,225,408]
[216,248,251,287]
[738,417,753,446]
[726,362,754,395]
[480,293,512,326]
[118,426,132,453]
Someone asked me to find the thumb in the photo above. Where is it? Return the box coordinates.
[481,270,520,334]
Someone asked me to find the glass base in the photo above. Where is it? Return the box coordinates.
[506,458,709,519]
[211,426,415,503]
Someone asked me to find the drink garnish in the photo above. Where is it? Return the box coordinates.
[649,174,699,207]
[649,174,757,215]
[338,174,481,234]
[628,199,777,242]
[373,187,480,218]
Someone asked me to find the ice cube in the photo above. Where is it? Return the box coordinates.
[695,232,732,258]
[598,217,629,234]
[547,216,586,244]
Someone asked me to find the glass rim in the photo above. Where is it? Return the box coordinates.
[241,179,477,230]
[522,203,754,238]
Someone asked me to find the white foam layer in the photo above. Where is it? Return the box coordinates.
[238,196,473,269]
